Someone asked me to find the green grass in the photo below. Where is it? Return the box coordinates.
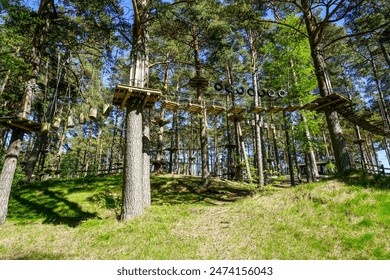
[0,173,389,259]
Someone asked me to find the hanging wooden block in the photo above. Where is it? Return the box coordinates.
[103,104,111,116]
[41,122,50,133]
[79,113,85,124]
[89,107,97,119]
[67,116,75,128]
[52,117,61,129]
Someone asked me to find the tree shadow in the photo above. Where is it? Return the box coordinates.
[150,176,255,206]
[9,252,66,260]
[338,172,390,190]
[9,187,97,227]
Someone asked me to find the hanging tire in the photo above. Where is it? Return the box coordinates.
[214,82,223,91]
[267,89,276,98]
[258,89,266,97]
[278,89,288,98]
[236,86,245,95]
[247,88,255,96]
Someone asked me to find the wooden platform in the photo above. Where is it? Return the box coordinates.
[162,100,180,112]
[309,93,350,112]
[301,102,319,110]
[267,106,284,113]
[227,106,245,115]
[0,116,42,133]
[185,103,203,114]
[249,106,266,114]
[207,105,225,115]
[303,93,390,137]
[283,104,301,112]
[113,84,161,109]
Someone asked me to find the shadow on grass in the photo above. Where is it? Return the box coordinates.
[150,176,255,206]
[9,179,98,227]
[338,172,390,190]
[11,252,66,260]
[8,174,255,226]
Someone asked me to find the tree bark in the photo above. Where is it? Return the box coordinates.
[121,102,143,220]
[247,29,264,187]
[301,1,353,173]
[142,109,151,208]
[121,0,151,220]
[237,123,252,181]
[0,129,24,225]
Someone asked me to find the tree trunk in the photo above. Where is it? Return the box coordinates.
[142,109,151,208]
[0,129,24,225]
[283,111,296,186]
[121,0,151,220]
[121,102,143,220]
[302,2,352,173]
[379,41,390,68]
[237,123,252,181]
[311,46,352,172]
[192,24,209,185]
[368,47,390,130]
[24,132,49,183]
[383,138,390,165]
[301,112,319,180]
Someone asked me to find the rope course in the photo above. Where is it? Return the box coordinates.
[158,90,390,137]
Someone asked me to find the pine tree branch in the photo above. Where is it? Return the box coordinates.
[253,18,309,39]
[324,21,390,49]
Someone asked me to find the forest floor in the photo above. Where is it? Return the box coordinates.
[0,173,389,259]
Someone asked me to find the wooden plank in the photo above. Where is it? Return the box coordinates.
[301,102,318,110]
[227,106,245,115]
[162,100,180,111]
[0,116,41,133]
[283,104,301,112]
[185,103,203,114]
[267,106,283,113]
[113,84,162,108]
[207,105,225,115]
[249,106,266,114]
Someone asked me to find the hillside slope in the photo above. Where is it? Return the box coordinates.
[0,174,389,259]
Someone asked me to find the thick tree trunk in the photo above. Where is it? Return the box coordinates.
[121,102,143,220]
[0,129,24,225]
[311,48,352,172]
[121,0,151,220]
[301,2,352,173]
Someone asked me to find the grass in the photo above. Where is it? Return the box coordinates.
[0,173,389,259]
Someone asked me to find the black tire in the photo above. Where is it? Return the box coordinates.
[214,82,223,91]
[247,88,255,96]
[236,86,245,95]
[258,89,267,97]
